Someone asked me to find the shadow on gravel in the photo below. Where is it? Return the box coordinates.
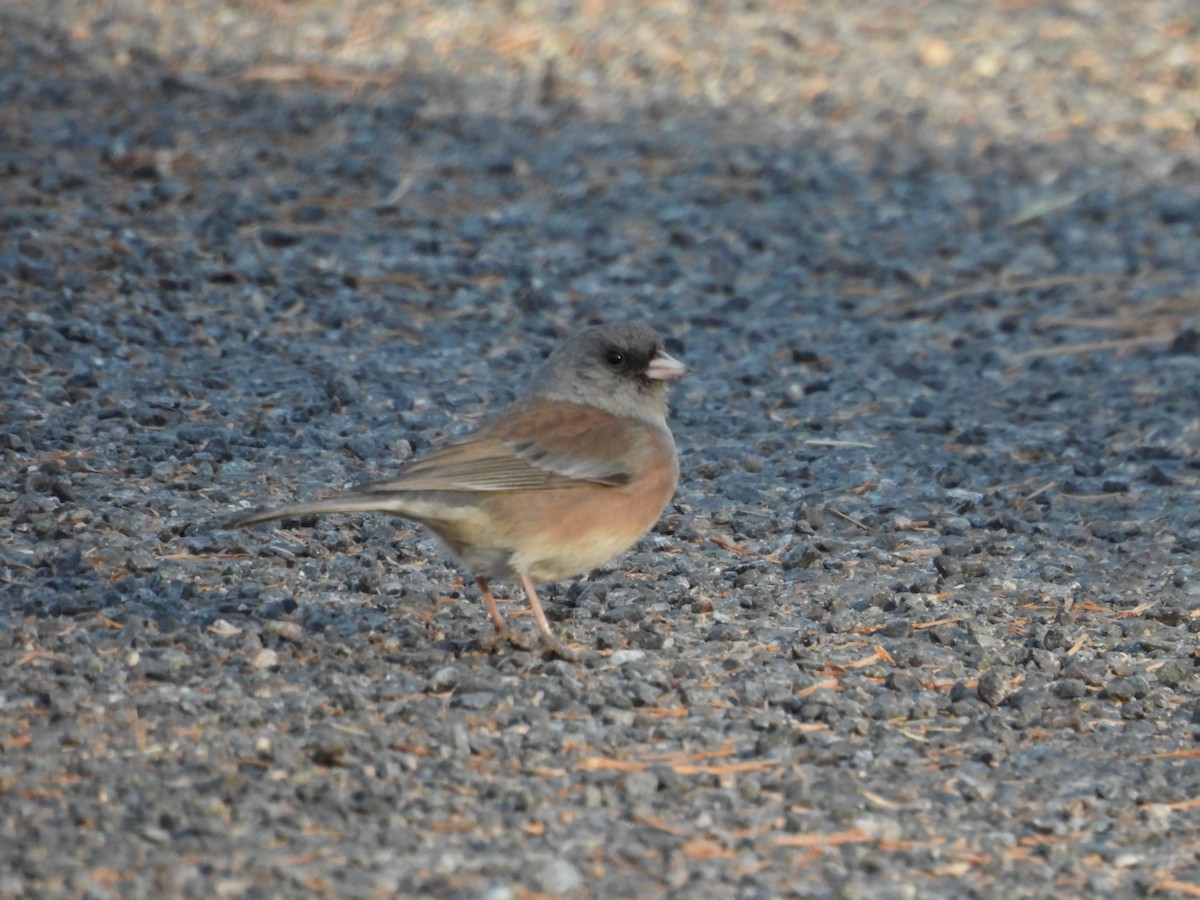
[5,6,1197,615]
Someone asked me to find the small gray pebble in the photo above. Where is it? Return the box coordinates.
[453,692,494,710]
[1055,679,1089,700]
[826,611,857,634]
[978,669,1015,707]
[706,623,744,642]
[535,859,584,895]
[781,540,822,570]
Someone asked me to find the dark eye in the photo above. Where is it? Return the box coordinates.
[605,348,625,367]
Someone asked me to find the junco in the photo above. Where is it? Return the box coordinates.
[230,322,686,657]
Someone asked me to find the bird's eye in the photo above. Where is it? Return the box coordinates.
[605,348,625,367]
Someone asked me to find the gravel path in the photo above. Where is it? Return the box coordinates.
[3,2,1199,897]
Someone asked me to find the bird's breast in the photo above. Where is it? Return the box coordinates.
[510,429,678,583]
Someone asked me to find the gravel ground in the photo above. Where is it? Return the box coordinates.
[3,2,1200,897]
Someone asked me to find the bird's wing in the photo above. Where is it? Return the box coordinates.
[355,400,640,494]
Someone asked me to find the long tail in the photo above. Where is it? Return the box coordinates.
[227,493,404,528]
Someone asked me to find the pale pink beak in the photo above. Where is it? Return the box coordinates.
[647,349,687,381]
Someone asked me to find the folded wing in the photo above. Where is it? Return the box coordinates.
[355,399,640,494]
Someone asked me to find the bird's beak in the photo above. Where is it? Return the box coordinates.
[646,350,687,382]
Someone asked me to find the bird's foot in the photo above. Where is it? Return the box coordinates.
[537,634,584,662]
[481,626,538,653]
[480,627,583,661]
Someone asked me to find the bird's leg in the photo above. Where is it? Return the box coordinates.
[476,577,536,652]
[520,573,580,661]
[477,576,509,633]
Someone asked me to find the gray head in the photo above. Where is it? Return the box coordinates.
[531,322,686,422]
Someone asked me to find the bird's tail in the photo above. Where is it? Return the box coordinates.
[227,493,406,529]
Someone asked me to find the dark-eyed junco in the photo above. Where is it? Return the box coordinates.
[230,322,685,657]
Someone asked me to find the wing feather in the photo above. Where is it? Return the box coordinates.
[352,443,625,492]
[352,399,649,494]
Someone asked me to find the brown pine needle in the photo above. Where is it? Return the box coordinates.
[775,827,875,848]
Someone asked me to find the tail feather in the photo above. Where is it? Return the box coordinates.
[227,494,401,528]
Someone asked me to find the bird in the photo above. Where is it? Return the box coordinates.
[229,322,686,658]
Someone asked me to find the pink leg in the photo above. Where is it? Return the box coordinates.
[476,577,508,632]
[476,577,535,651]
[520,573,579,660]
